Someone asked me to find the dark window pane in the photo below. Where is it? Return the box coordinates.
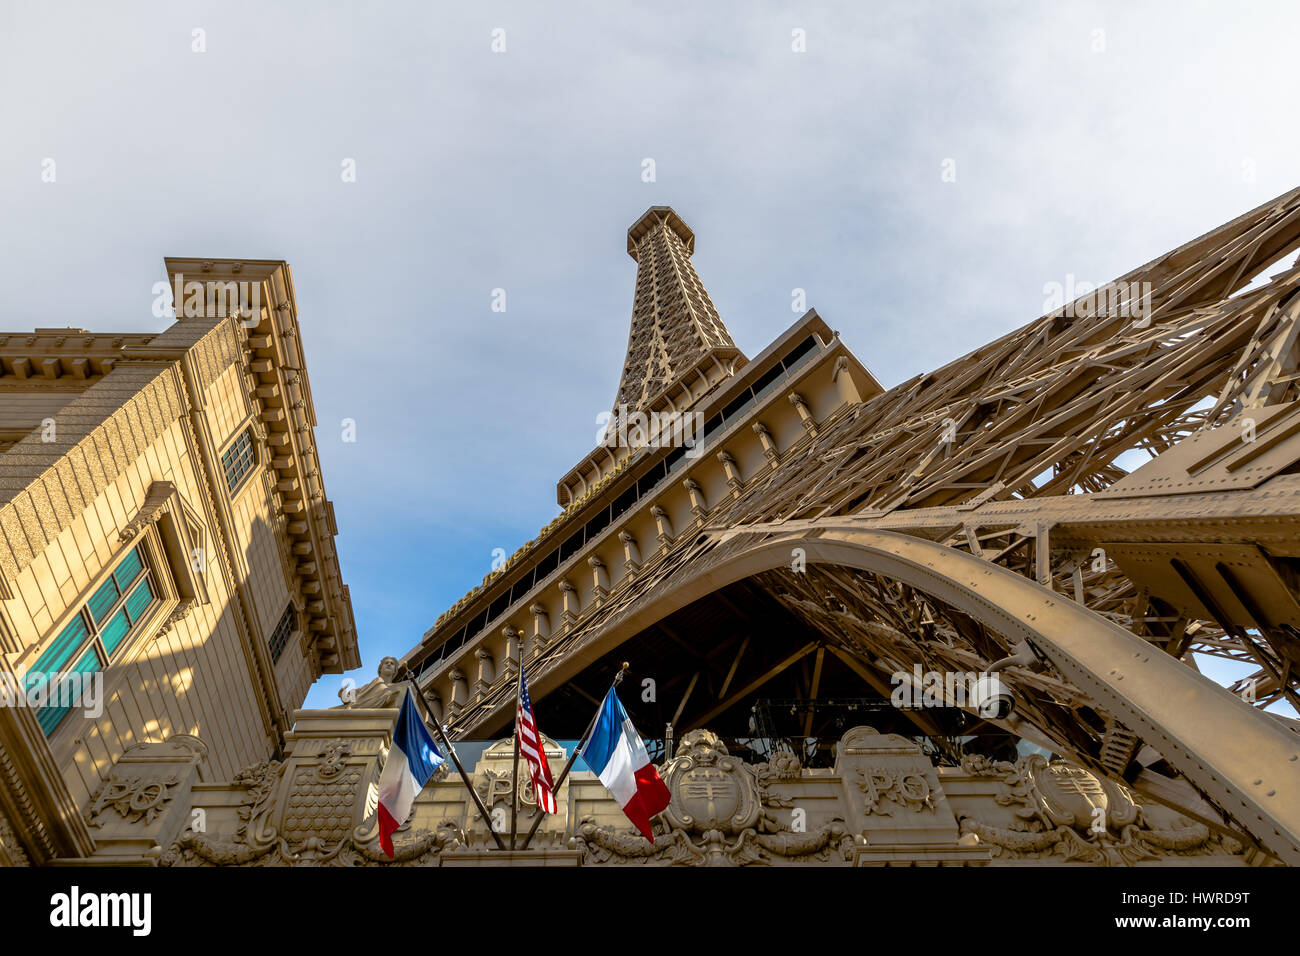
[585,505,611,540]
[703,414,723,438]
[782,335,818,369]
[611,486,637,521]
[222,429,256,494]
[534,549,558,580]
[751,362,784,398]
[721,389,754,421]
[269,605,295,662]
[509,577,530,605]
[488,593,509,622]
[637,460,667,498]
[559,530,583,562]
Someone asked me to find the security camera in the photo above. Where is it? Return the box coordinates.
[972,673,1014,719]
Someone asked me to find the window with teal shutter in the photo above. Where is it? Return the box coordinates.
[35,647,103,735]
[26,544,160,736]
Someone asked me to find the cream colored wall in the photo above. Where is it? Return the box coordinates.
[200,363,312,713]
[3,410,277,808]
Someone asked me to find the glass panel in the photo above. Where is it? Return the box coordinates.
[86,576,121,624]
[781,335,818,369]
[123,577,155,626]
[30,614,90,675]
[222,430,256,492]
[750,362,785,399]
[36,646,102,736]
[269,605,294,662]
[534,548,558,580]
[721,388,755,421]
[113,547,144,590]
[99,608,131,656]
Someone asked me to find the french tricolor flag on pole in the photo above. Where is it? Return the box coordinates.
[376,689,445,858]
[580,687,671,842]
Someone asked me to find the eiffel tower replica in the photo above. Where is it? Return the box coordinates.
[404,195,1300,864]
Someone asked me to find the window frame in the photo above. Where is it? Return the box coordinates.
[268,603,297,664]
[219,423,259,498]
[27,531,176,738]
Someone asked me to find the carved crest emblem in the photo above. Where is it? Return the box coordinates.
[662,730,759,834]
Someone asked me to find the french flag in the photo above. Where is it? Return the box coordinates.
[376,689,445,858]
[580,687,671,842]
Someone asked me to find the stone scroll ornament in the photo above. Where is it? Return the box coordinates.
[957,753,1236,866]
[576,731,853,867]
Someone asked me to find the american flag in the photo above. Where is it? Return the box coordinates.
[516,664,558,814]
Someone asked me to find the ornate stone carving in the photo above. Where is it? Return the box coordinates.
[155,600,194,638]
[957,753,1233,865]
[0,809,31,866]
[88,773,180,826]
[855,766,935,816]
[161,733,463,867]
[576,730,852,866]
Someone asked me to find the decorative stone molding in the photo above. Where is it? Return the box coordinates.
[502,626,521,675]
[118,483,177,543]
[650,504,675,552]
[155,599,195,639]
[717,451,743,497]
[752,422,779,467]
[529,603,551,654]
[86,735,209,863]
[788,391,816,436]
[682,478,707,525]
[832,354,863,404]
[89,774,181,827]
[449,669,469,716]
[161,711,465,867]
[473,648,495,700]
[0,807,31,866]
[138,716,1243,869]
[558,579,579,630]
[955,754,1229,866]
[589,555,609,604]
[576,730,853,867]
[618,530,642,575]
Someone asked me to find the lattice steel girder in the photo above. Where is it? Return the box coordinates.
[748,473,1300,556]
[490,524,1300,863]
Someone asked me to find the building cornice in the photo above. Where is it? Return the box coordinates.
[161,258,359,675]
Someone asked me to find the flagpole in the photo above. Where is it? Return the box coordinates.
[401,676,506,852]
[518,661,628,851]
[509,648,524,851]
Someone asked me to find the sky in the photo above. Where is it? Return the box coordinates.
[2,1,1297,712]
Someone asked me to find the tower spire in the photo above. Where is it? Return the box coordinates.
[609,207,739,419]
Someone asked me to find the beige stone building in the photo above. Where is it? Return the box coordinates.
[0,259,357,865]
